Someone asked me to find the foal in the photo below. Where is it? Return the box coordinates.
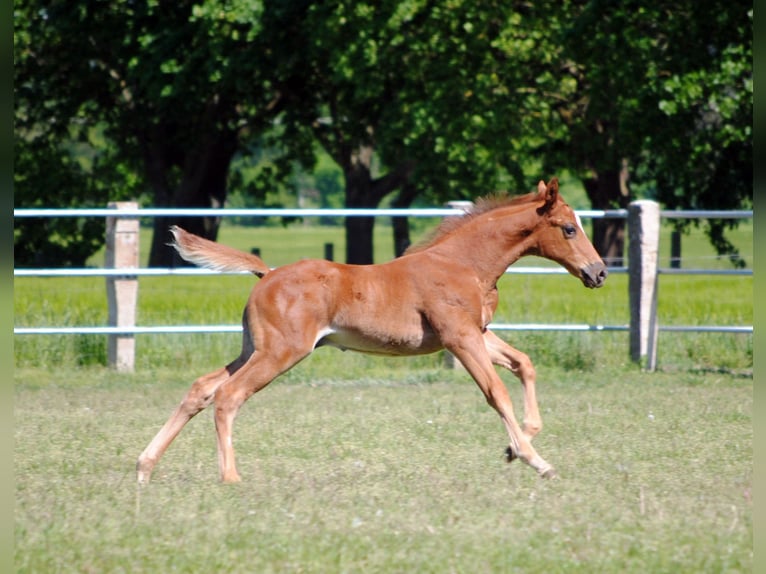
[137,178,607,483]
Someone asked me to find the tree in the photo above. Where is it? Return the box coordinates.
[13,133,133,267]
[271,0,422,264]
[274,0,547,263]
[527,0,752,265]
[17,0,537,266]
[14,5,139,267]
[645,5,752,266]
[15,0,287,266]
[15,0,750,269]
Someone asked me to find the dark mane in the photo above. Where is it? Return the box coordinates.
[404,191,539,255]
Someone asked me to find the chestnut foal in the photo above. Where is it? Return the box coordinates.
[137,178,607,483]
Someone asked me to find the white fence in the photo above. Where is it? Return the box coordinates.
[14,203,752,372]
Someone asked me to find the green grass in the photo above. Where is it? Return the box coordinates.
[14,366,752,573]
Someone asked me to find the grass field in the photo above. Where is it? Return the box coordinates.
[14,220,752,572]
[15,366,752,573]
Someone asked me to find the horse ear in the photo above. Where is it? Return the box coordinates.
[537,177,559,214]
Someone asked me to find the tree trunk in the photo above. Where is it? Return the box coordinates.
[341,143,413,264]
[146,131,238,267]
[391,182,419,257]
[344,155,377,265]
[583,161,630,267]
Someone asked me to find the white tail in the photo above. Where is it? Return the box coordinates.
[169,226,271,277]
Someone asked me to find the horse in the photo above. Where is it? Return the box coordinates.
[136,178,607,484]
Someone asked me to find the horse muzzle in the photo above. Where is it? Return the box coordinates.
[581,262,608,288]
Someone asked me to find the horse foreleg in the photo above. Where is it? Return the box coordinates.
[136,364,238,484]
[483,330,542,441]
[447,334,556,479]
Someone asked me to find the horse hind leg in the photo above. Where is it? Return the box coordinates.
[136,360,243,484]
[213,341,314,483]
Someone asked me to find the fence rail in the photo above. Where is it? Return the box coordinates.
[14,203,752,371]
[14,322,751,336]
[12,265,753,278]
[13,207,755,219]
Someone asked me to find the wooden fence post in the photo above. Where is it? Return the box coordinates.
[628,200,660,370]
[106,202,139,372]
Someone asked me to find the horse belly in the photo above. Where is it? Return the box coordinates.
[317,325,442,356]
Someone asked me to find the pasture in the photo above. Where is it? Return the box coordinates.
[14,366,752,572]
[14,221,752,572]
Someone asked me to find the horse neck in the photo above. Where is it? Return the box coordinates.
[432,204,539,283]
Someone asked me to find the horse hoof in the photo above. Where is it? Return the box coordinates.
[540,467,558,480]
[505,446,517,463]
[221,472,243,484]
[136,460,153,484]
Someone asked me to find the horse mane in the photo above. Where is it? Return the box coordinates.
[404,190,539,255]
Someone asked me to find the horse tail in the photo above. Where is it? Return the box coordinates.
[169,226,271,278]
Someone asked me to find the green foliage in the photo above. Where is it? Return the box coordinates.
[293,0,539,198]
[14,0,287,264]
[532,1,752,260]
[227,143,345,227]
[648,9,752,266]
[13,125,139,266]
[14,140,102,267]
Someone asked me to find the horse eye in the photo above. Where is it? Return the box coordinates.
[563,224,577,238]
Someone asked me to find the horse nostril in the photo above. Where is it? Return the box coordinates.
[584,263,608,287]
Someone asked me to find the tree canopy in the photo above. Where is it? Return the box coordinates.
[15,0,287,265]
[14,0,752,267]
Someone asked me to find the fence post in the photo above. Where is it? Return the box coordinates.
[105,201,139,372]
[628,200,660,370]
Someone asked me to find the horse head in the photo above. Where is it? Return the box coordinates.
[533,178,608,289]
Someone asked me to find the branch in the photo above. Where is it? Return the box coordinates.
[311,95,352,171]
[370,160,415,204]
